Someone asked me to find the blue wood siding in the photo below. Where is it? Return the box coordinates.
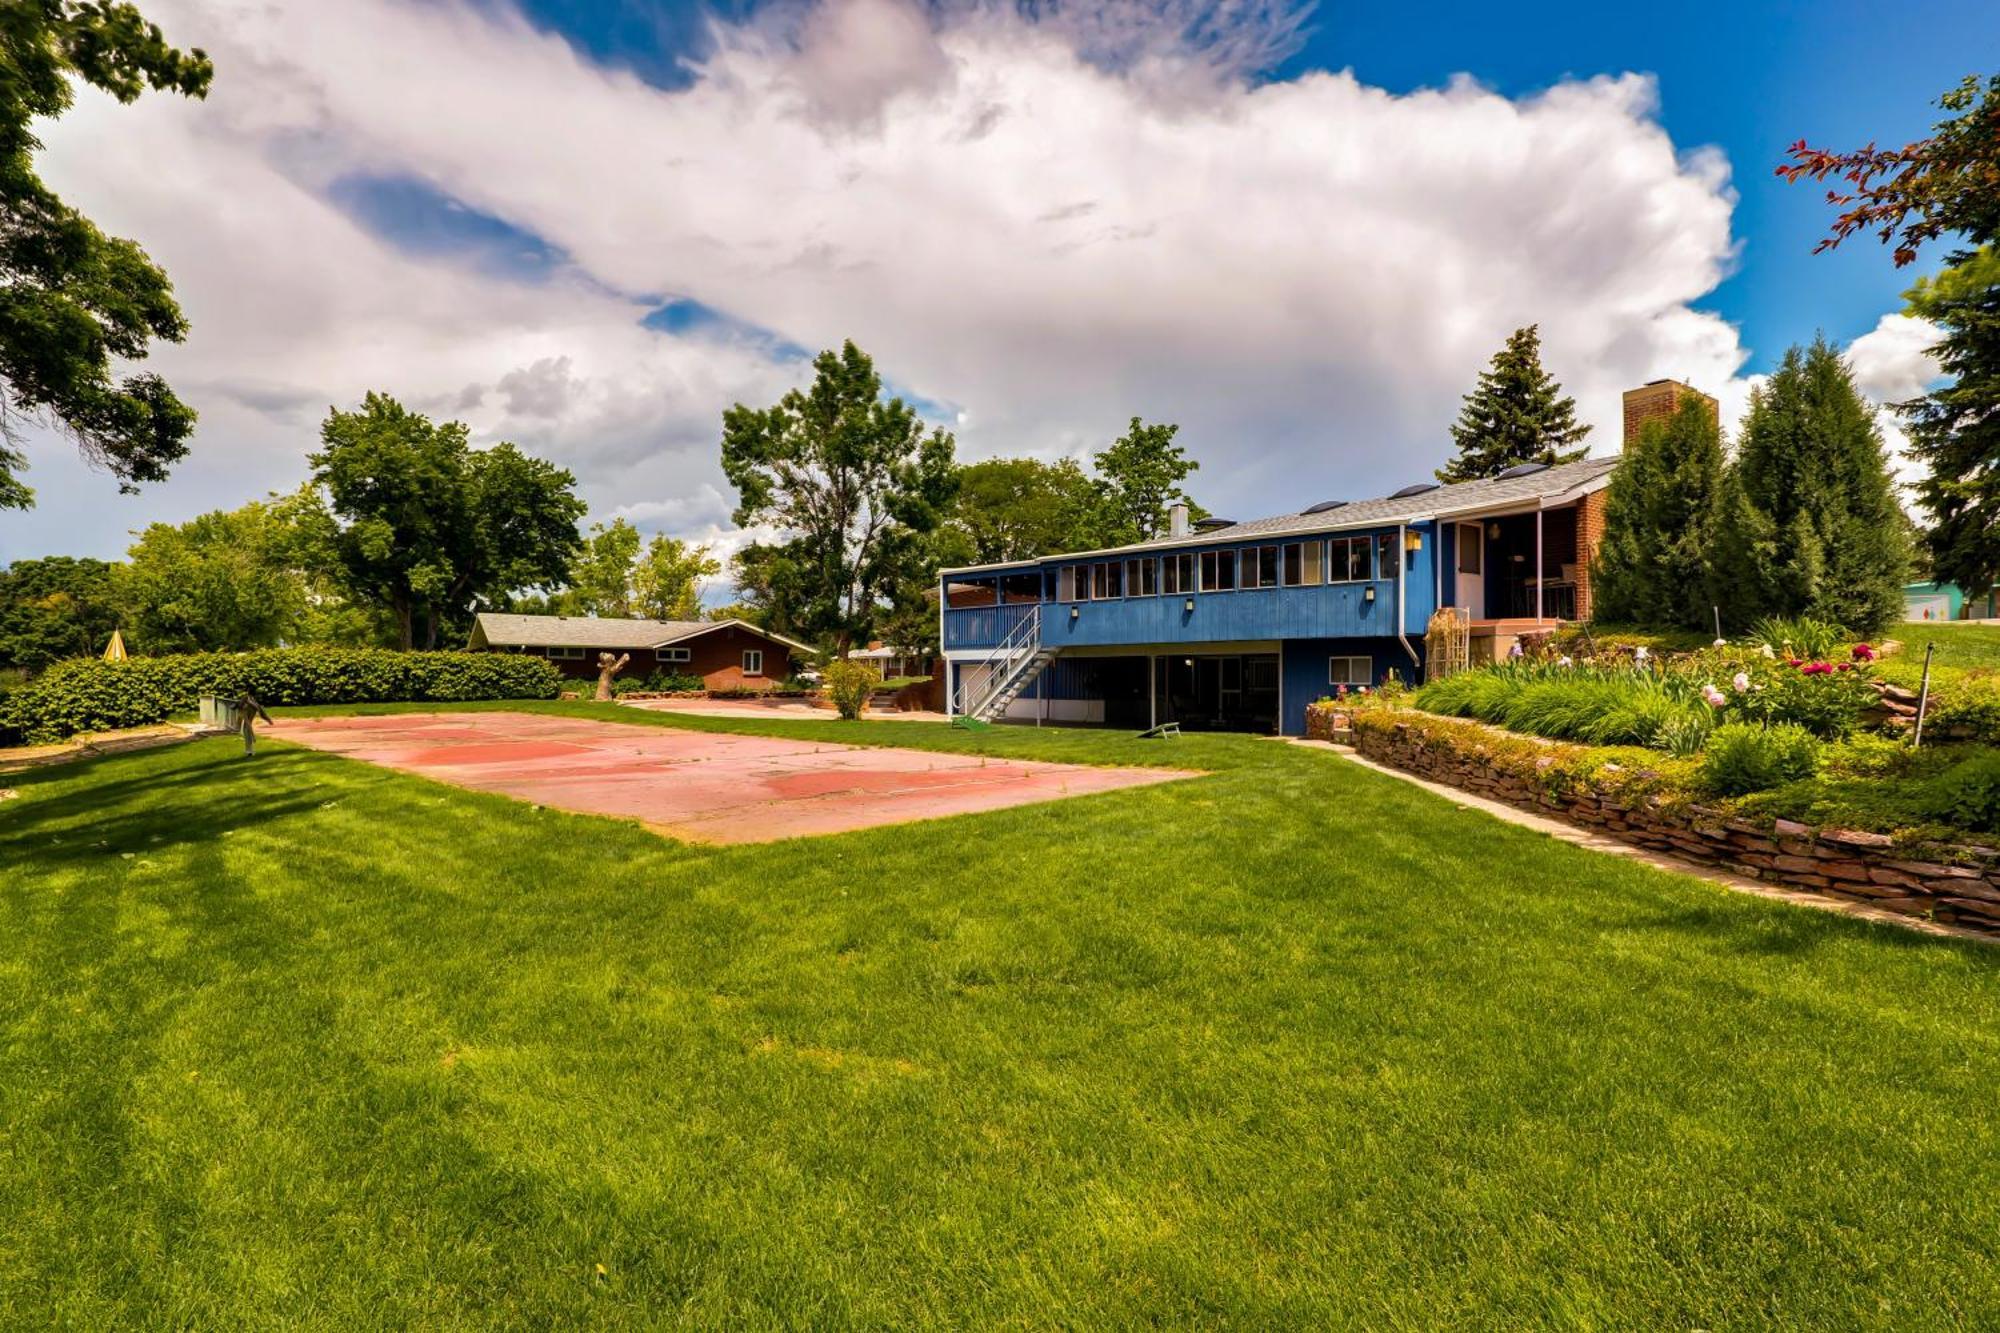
[943,521,1440,651]
[1279,637,1422,735]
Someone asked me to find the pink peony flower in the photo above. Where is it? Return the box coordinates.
[1801,661,1833,676]
[1732,671,1750,693]
[1852,642,1876,661]
[1701,683,1727,708]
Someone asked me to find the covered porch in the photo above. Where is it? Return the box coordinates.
[1443,502,1588,625]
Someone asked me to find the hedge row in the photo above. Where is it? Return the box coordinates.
[0,648,562,745]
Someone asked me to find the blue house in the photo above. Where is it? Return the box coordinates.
[939,456,1618,736]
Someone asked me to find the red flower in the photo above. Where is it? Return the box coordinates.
[1787,658,1802,667]
[1836,662,1854,671]
[1851,642,1876,661]
[1801,661,1834,676]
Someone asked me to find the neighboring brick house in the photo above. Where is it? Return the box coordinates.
[468,614,815,689]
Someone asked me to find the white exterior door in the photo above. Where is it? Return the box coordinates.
[1455,523,1485,617]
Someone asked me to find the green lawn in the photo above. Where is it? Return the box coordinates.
[1882,620,2000,684]
[4,706,1999,1328]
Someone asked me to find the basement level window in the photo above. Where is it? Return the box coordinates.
[1329,656,1371,686]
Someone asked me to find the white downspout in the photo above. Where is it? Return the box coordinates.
[1397,522,1420,672]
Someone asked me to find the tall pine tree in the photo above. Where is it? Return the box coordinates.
[1590,395,1724,630]
[1717,338,1909,633]
[1435,325,1591,482]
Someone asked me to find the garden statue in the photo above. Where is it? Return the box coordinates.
[594,651,631,701]
[234,690,273,758]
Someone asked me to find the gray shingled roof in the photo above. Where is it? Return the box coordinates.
[939,455,1619,574]
[470,613,816,654]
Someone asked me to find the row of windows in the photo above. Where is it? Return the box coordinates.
[1052,535,1400,601]
[539,645,765,671]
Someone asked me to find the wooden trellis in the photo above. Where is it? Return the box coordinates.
[1425,606,1471,683]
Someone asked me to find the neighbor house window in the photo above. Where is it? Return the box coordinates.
[1250,545,1279,588]
[1282,542,1324,586]
[1200,549,1237,591]
[742,650,764,676]
[1162,553,1197,594]
[660,647,691,662]
[1329,656,1371,686]
[547,645,584,660]
[1125,557,1157,596]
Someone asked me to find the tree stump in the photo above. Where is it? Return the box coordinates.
[595,651,631,701]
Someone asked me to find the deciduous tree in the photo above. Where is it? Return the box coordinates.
[115,499,310,653]
[0,1,212,510]
[558,519,643,618]
[0,555,120,669]
[1092,418,1201,544]
[310,393,584,650]
[632,534,719,621]
[722,341,955,651]
[939,457,1105,566]
[1435,325,1590,483]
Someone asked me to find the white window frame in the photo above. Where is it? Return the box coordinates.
[742,649,764,676]
[547,645,585,660]
[1329,656,1371,686]
[660,646,691,662]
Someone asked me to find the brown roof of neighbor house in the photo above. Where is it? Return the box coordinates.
[469,613,817,655]
[938,454,1620,576]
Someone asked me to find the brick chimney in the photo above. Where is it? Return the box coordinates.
[1621,379,1719,448]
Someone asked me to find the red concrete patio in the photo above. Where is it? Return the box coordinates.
[276,711,1193,844]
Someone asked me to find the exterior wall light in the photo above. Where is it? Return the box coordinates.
[1183,598,1196,614]
[1404,531,1423,553]
[1364,585,1376,602]
[1070,604,1080,620]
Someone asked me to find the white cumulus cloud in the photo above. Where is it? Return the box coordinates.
[3,0,1824,570]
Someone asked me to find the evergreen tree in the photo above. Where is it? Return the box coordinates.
[1590,395,1723,630]
[1724,338,1910,632]
[1435,325,1591,483]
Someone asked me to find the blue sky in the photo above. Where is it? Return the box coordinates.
[8,0,1988,562]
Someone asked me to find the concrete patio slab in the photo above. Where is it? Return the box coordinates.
[276,711,1192,844]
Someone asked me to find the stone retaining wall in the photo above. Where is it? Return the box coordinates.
[1351,714,2000,936]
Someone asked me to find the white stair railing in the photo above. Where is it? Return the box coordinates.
[956,606,1042,720]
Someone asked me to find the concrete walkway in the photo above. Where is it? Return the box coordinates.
[1294,739,1986,943]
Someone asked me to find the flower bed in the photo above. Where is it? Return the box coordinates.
[1348,708,2000,934]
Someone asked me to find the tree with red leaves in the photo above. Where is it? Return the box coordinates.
[1781,75,2000,598]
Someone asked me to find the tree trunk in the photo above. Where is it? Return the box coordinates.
[595,652,631,701]
[395,599,414,652]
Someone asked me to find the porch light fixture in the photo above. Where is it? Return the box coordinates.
[1487,521,1502,539]
[1364,585,1376,602]
[1404,531,1423,552]
[1183,597,1196,614]
[1070,604,1080,620]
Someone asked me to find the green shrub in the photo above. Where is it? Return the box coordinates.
[641,670,705,693]
[1919,750,2000,834]
[1923,677,2000,744]
[1699,722,1824,796]
[1,648,560,744]
[821,659,880,720]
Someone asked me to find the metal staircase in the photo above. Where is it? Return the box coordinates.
[953,607,1058,725]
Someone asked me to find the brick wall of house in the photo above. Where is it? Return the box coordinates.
[1574,490,1606,621]
[1621,379,1718,445]
[511,624,800,689]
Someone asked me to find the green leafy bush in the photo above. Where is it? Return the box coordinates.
[641,670,706,693]
[1,648,560,744]
[1919,750,2000,834]
[1922,676,2000,744]
[1699,722,1824,796]
[821,659,880,720]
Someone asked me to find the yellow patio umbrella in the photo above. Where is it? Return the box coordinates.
[103,628,128,661]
